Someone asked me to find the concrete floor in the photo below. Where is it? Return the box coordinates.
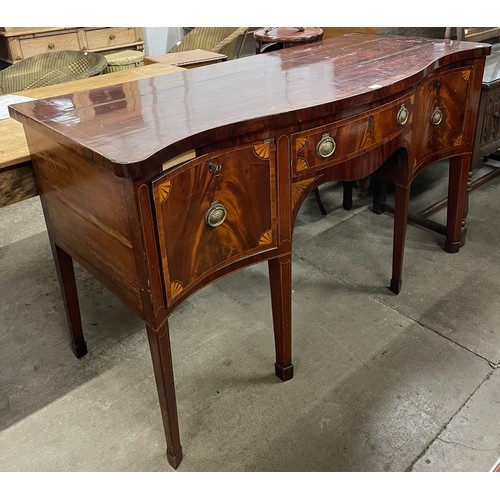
[0,159,499,472]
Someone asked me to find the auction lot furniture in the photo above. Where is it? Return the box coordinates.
[9,34,490,469]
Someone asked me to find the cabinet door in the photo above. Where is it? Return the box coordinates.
[152,141,277,306]
[414,67,472,166]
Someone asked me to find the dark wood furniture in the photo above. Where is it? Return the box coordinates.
[473,48,500,168]
[254,27,324,54]
[376,45,500,236]
[9,34,490,469]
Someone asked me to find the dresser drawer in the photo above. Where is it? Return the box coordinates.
[415,67,473,163]
[152,141,278,305]
[292,94,414,175]
[19,32,80,58]
[84,27,138,50]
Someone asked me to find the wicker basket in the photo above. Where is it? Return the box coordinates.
[103,50,144,73]
[0,50,107,95]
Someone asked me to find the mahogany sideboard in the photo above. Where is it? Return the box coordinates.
[9,34,490,469]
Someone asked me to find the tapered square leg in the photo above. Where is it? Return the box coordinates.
[390,184,411,295]
[146,320,183,469]
[372,177,388,215]
[51,243,87,358]
[268,256,293,381]
[343,181,354,210]
[445,156,471,253]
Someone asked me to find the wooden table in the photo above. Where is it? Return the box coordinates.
[9,34,490,469]
[0,63,185,207]
[254,27,324,53]
[144,49,227,68]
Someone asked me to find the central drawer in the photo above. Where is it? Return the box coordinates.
[152,141,278,306]
[292,93,414,175]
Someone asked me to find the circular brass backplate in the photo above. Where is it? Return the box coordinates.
[205,202,227,228]
[316,133,336,158]
[431,107,443,126]
[397,104,409,126]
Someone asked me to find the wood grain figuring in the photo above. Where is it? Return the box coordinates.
[8,34,490,469]
[413,67,472,171]
[26,125,143,317]
[153,141,278,307]
[292,93,415,175]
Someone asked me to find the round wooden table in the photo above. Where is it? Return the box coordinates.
[254,27,324,54]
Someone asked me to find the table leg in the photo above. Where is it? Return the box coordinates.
[268,255,294,381]
[372,177,388,215]
[146,320,183,469]
[343,181,354,210]
[445,155,471,253]
[51,243,87,358]
[390,184,411,295]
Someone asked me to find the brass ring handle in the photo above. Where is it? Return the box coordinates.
[109,34,116,40]
[316,133,336,158]
[47,43,55,49]
[205,201,227,228]
[431,107,443,126]
[396,104,409,126]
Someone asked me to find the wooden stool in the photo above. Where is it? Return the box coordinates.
[254,27,324,54]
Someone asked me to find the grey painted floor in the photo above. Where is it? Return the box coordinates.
[0,159,499,472]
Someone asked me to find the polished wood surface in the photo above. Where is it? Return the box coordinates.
[1,63,184,169]
[10,35,488,175]
[9,34,490,469]
[0,64,184,207]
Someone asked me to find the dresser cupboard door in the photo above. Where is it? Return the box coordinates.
[152,141,277,306]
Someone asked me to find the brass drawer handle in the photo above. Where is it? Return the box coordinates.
[205,201,227,228]
[47,43,55,49]
[316,133,336,158]
[431,107,443,126]
[396,104,409,126]
[109,34,116,40]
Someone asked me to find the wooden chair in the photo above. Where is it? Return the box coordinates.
[0,50,107,95]
[168,27,249,60]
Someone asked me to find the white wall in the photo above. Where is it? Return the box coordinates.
[142,27,183,55]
